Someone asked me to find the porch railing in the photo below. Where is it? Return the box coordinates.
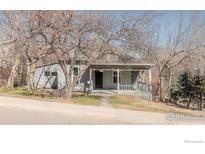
[119,82,152,93]
[120,85,135,91]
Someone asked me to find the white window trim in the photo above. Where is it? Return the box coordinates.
[44,71,51,77]
[73,66,80,77]
[73,66,80,85]
[44,71,58,77]
[112,70,122,84]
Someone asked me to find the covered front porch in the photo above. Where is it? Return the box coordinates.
[88,63,153,100]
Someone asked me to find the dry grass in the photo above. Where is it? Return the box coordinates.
[0,86,204,116]
[0,87,101,106]
[109,95,205,116]
[0,86,58,100]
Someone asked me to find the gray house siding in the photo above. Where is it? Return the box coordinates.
[34,65,141,91]
[121,71,132,85]
[34,64,87,91]
[79,67,90,91]
[92,71,136,89]
[34,64,59,89]
[103,71,116,89]
[34,63,153,100]
[57,65,66,90]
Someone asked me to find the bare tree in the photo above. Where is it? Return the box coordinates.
[149,13,204,101]
[0,11,28,88]
[24,11,155,101]
[0,11,53,92]
[41,11,125,101]
[2,10,203,104]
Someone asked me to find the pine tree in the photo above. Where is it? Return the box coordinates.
[170,87,179,103]
[170,70,205,110]
[177,71,193,107]
[192,69,205,111]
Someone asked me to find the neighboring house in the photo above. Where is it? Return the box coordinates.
[34,62,154,100]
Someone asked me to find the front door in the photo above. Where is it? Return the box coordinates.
[95,71,103,89]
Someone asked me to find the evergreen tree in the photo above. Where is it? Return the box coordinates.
[170,87,180,103]
[177,71,193,107]
[170,70,205,110]
[192,69,205,110]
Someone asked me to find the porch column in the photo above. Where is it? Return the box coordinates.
[71,67,74,83]
[141,71,144,82]
[148,66,152,92]
[89,67,93,92]
[117,68,120,93]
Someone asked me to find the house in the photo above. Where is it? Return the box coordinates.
[34,62,154,100]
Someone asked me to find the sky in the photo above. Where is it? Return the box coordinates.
[1,10,205,45]
[101,11,205,47]
[103,10,205,24]
[1,10,205,29]
[101,11,205,35]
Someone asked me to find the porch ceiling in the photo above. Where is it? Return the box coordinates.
[90,63,154,70]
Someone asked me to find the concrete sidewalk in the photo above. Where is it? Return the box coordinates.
[0,96,204,124]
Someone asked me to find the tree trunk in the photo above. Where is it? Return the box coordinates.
[158,76,163,101]
[26,63,36,93]
[199,93,203,111]
[67,85,72,102]
[63,84,69,99]
[66,68,73,102]
[63,79,72,102]
[7,56,21,88]
[187,97,191,108]
[59,62,73,103]
[162,69,173,102]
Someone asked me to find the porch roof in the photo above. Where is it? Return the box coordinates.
[90,63,154,70]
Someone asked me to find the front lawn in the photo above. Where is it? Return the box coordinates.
[109,95,199,115]
[1,86,204,116]
[0,86,101,106]
[0,86,27,95]
[0,86,57,99]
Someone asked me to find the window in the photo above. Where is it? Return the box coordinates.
[44,71,58,77]
[44,71,51,76]
[51,72,58,76]
[112,71,121,84]
[73,67,79,77]
[73,67,80,85]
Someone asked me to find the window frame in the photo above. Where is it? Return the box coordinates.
[112,70,121,84]
[44,71,51,77]
[51,72,58,76]
[73,66,80,77]
[44,71,58,77]
[73,66,80,85]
